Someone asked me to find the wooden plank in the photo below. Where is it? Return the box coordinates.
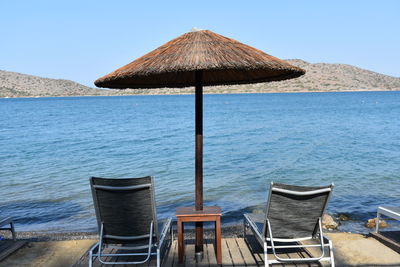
[205,239,218,267]
[226,238,246,266]
[185,240,197,267]
[197,241,209,267]
[220,239,233,267]
[134,250,152,267]
[163,239,177,267]
[242,234,268,266]
[277,251,299,267]
[243,236,286,267]
[106,247,119,267]
[235,238,259,267]
[172,240,180,267]
[0,241,26,262]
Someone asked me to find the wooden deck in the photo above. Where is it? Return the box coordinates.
[74,236,325,267]
[370,231,400,254]
[0,240,27,261]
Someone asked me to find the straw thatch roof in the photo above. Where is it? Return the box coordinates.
[95,30,305,89]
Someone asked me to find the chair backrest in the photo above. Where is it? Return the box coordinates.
[263,182,333,239]
[90,176,158,244]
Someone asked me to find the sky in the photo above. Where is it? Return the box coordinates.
[1,0,399,87]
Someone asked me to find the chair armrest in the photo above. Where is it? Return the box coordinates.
[158,217,172,248]
[244,213,265,245]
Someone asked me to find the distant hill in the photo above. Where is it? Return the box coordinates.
[0,70,106,97]
[203,59,400,94]
[1,60,400,97]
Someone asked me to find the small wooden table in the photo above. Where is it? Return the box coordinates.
[176,206,222,264]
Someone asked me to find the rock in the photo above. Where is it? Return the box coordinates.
[365,218,388,228]
[338,214,350,221]
[322,214,338,230]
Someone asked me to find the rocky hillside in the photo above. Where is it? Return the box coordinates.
[203,59,400,94]
[1,60,400,97]
[266,59,400,92]
[0,70,106,97]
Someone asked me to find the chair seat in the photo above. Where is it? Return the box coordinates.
[106,218,172,249]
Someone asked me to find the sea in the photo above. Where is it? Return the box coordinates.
[1,91,400,233]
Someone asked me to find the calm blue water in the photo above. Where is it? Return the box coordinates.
[1,92,400,233]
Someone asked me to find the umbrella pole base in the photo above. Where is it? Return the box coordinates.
[195,221,204,255]
[195,251,204,262]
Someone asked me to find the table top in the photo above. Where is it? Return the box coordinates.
[176,206,221,217]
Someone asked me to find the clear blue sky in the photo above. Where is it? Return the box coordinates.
[1,0,399,87]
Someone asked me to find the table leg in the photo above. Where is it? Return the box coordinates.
[178,220,184,264]
[215,217,222,265]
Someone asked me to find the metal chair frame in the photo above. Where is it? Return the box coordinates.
[0,217,16,241]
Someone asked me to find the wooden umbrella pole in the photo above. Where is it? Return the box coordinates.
[195,70,204,254]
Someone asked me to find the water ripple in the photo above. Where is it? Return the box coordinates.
[1,92,400,233]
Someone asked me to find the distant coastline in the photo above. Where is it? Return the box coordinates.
[2,89,399,100]
[1,59,399,98]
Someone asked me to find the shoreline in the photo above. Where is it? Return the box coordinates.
[0,223,372,242]
[1,88,399,99]
[2,214,393,240]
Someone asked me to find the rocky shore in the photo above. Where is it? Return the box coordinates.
[0,215,390,242]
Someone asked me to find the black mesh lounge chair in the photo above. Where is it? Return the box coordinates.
[243,182,335,267]
[0,217,16,241]
[88,176,172,267]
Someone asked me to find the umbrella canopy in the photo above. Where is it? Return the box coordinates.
[95,29,305,256]
[95,29,304,89]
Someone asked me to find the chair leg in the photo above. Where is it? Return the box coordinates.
[89,249,93,267]
[88,242,99,267]
[329,240,335,267]
[157,248,161,267]
[171,223,174,241]
[375,211,381,233]
[243,217,247,238]
[10,221,16,241]
[264,241,269,267]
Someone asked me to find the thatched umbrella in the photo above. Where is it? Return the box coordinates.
[95,29,305,254]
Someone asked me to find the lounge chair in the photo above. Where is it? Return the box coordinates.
[243,182,335,267]
[88,176,172,267]
[0,217,16,241]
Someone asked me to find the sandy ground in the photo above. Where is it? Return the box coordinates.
[0,239,96,267]
[326,233,400,266]
[0,232,399,266]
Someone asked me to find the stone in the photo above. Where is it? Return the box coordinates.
[322,214,338,230]
[365,218,388,228]
[339,214,350,221]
